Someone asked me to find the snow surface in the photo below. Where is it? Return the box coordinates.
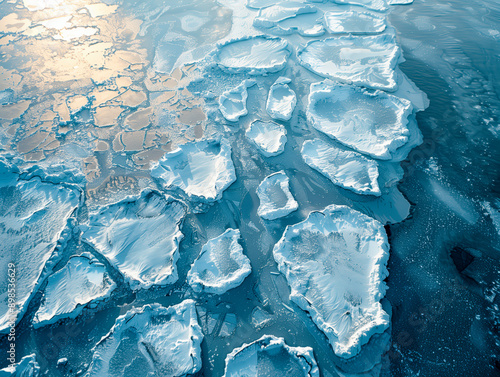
[246,120,287,157]
[323,10,386,34]
[215,36,291,75]
[301,139,381,196]
[223,335,319,377]
[307,81,413,160]
[266,77,297,121]
[151,139,236,203]
[81,190,186,290]
[187,228,251,294]
[33,253,116,328]
[0,354,40,377]
[85,300,203,377]
[219,80,256,122]
[297,33,401,91]
[273,205,390,358]
[257,171,298,220]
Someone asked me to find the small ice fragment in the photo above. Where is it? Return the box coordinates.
[246,120,287,157]
[57,358,68,367]
[257,171,298,220]
[219,80,256,122]
[266,77,296,121]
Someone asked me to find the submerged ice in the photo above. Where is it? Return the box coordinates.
[257,171,298,220]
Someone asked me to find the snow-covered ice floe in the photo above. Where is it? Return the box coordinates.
[246,120,287,157]
[151,139,236,204]
[219,80,256,122]
[257,171,298,220]
[273,205,390,358]
[323,10,386,34]
[215,35,291,75]
[266,77,297,121]
[187,229,251,295]
[85,300,203,377]
[297,33,401,91]
[301,139,381,196]
[33,253,116,328]
[0,166,80,333]
[81,190,186,291]
[307,81,413,160]
[223,335,319,377]
[0,354,40,377]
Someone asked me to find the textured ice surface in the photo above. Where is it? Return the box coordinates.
[85,300,203,377]
[0,354,40,377]
[33,254,116,328]
[0,170,80,333]
[151,139,236,203]
[332,0,388,12]
[273,205,390,358]
[219,80,256,122]
[266,77,297,121]
[81,190,185,290]
[301,139,381,196]
[297,33,400,91]
[257,171,298,220]
[188,229,251,294]
[215,36,291,75]
[323,10,386,34]
[246,120,287,157]
[223,335,319,377]
[307,81,413,160]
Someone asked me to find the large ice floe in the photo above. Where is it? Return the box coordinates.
[187,229,251,295]
[273,205,390,358]
[85,300,203,377]
[323,10,387,34]
[266,77,297,121]
[0,165,80,333]
[81,190,186,291]
[307,81,414,160]
[33,253,116,328]
[214,36,291,75]
[0,354,40,377]
[301,139,381,196]
[151,139,236,204]
[257,171,298,220]
[297,33,401,91]
[219,80,256,122]
[246,120,287,157]
[223,335,319,377]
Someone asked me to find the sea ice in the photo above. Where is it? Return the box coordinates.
[219,80,256,122]
[266,77,297,121]
[323,10,386,34]
[85,300,203,377]
[187,229,251,295]
[33,253,116,328]
[151,139,236,203]
[307,81,413,160]
[246,120,287,157]
[331,0,388,12]
[301,139,381,196]
[215,36,291,75]
[81,190,186,290]
[257,171,298,220]
[273,205,390,358]
[297,33,401,91]
[223,335,319,377]
[0,354,40,377]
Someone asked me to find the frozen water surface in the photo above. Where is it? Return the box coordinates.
[246,120,287,157]
[323,10,387,34]
[257,171,298,220]
[266,77,297,121]
[219,80,256,122]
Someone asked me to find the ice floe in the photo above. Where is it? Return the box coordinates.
[246,120,287,157]
[0,354,40,377]
[301,139,381,196]
[0,169,80,334]
[151,139,236,203]
[188,229,251,294]
[85,300,203,377]
[323,10,387,34]
[219,80,256,122]
[257,171,298,220]
[332,0,388,12]
[33,253,116,328]
[297,33,401,91]
[273,205,390,358]
[81,190,186,291]
[215,36,291,75]
[224,335,319,376]
[266,77,297,121]
[307,81,413,160]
